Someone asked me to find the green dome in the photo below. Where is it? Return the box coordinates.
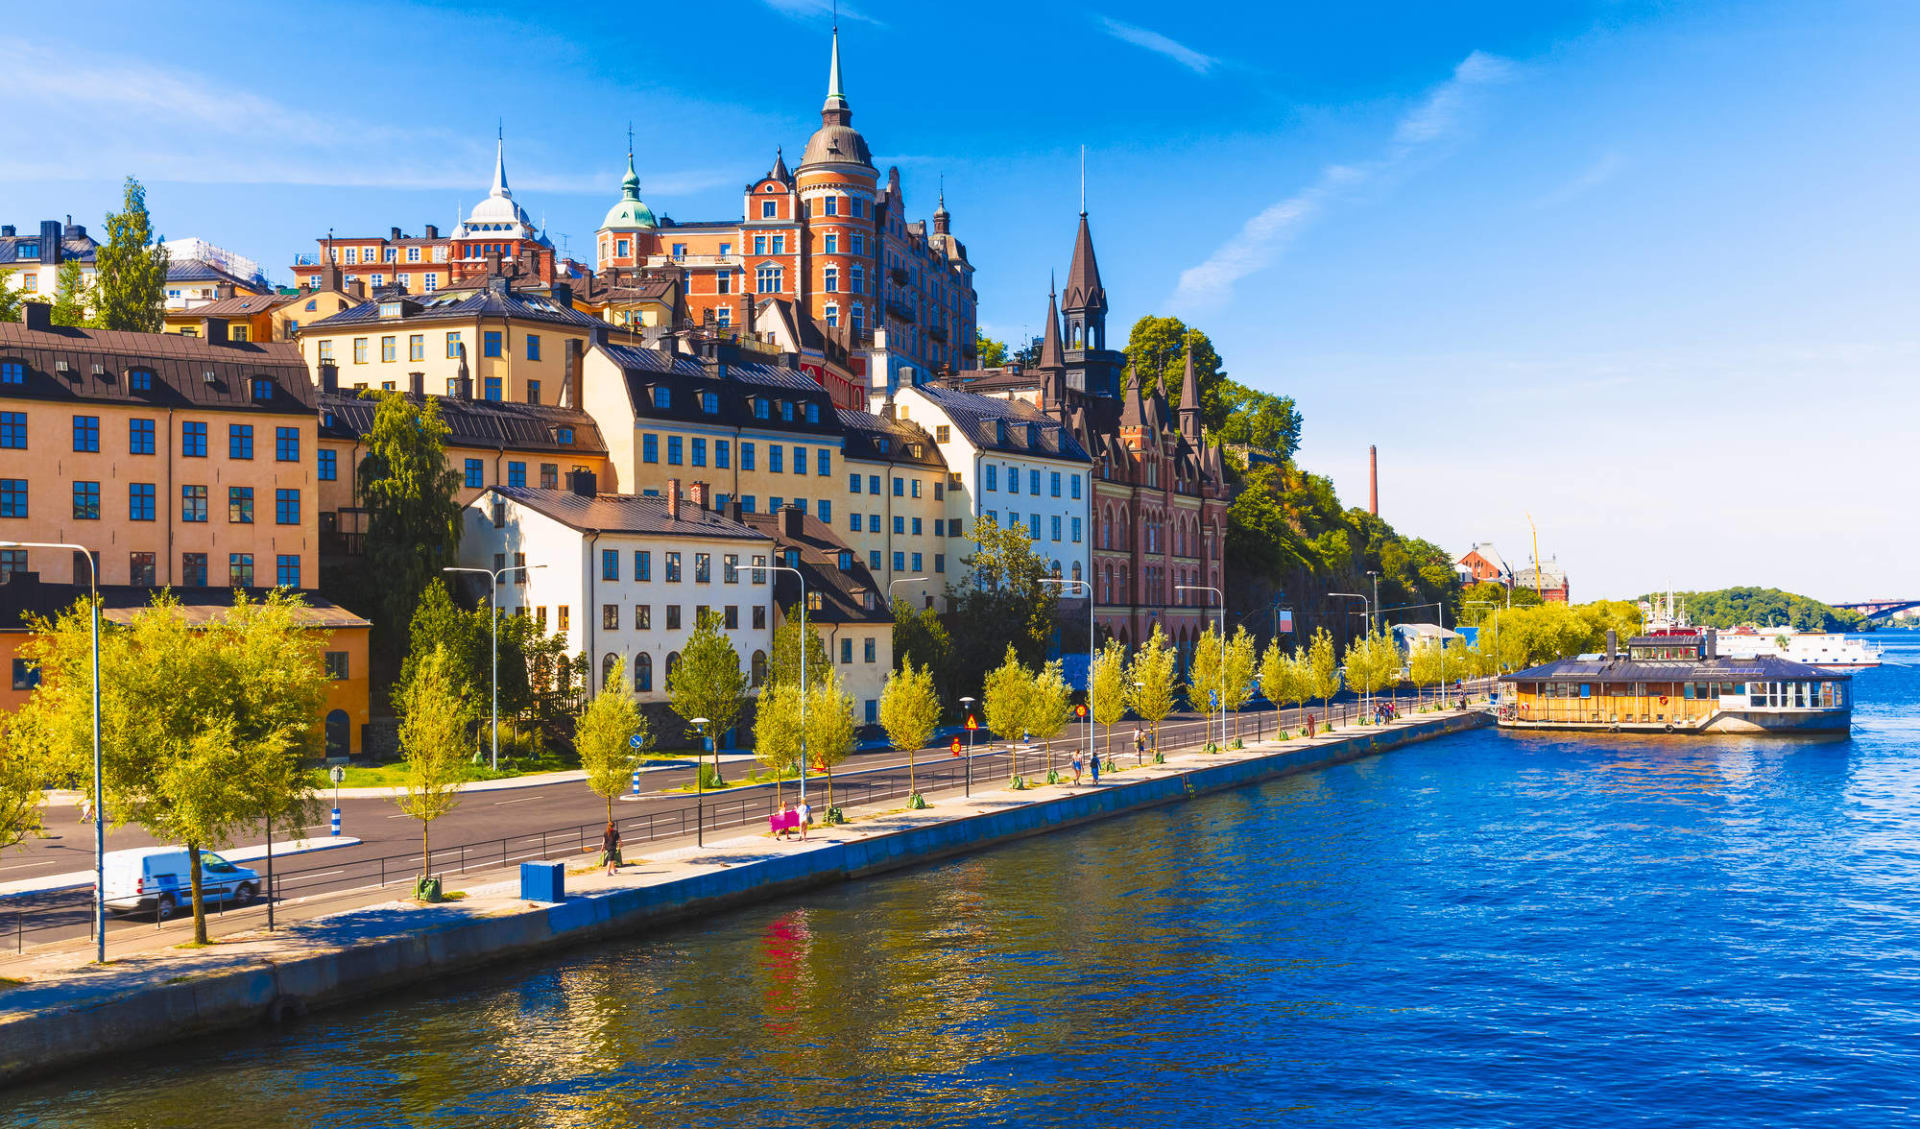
[600,153,655,231]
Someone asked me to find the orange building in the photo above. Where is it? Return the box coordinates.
[0,306,319,590]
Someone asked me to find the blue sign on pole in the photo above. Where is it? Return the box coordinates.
[628,733,645,749]
[1209,690,1219,709]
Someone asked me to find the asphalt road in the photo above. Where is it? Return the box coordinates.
[1,687,1491,952]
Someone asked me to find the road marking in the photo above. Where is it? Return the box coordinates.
[491,798,533,806]
[385,813,412,819]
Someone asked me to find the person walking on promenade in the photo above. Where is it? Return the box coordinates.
[601,821,621,875]
[1305,713,1316,738]
[1133,726,1146,762]
[797,798,813,841]
[1071,752,1084,786]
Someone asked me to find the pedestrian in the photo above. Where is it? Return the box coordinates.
[1305,712,1316,738]
[601,821,621,875]
[78,795,93,824]
[780,801,797,840]
[1133,726,1145,761]
[797,797,813,841]
[1071,752,1084,786]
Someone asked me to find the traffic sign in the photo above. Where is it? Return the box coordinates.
[1208,690,1219,708]
[628,734,645,749]
[328,766,345,785]
[965,715,977,730]
[950,737,962,757]
[1075,704,1087,718]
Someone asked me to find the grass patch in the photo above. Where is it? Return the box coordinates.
[439,891,469,901]
[333,749,575,789]
[171,941,213,951]
[0,976,26,992]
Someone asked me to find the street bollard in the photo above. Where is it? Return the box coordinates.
[631,769,642,796]
[330,807,341,837]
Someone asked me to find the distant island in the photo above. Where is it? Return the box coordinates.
[1639,587,1869,633]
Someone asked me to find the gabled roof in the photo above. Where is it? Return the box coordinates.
[483,486,769,541]
[835,407,946,468]
[598,342,841,436]
[167,259,262,289]
[741,508,890,626]
[310,283,599,330]
[0,317,312,414]
[910,383,1090,462]
[317,391,606,456]
[182,291,302,319]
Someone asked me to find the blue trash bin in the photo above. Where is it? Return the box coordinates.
[520,860,565,903]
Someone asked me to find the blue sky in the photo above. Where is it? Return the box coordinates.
[7,0,1915,603]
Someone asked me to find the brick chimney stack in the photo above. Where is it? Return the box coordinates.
[1369,445,1379,517]
[665,478,681,520]
[687,481,709,510]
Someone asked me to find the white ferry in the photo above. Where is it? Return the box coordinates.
[1712,626,1882,670]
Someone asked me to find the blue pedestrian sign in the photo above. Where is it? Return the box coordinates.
[1209,690,1219,708]
[628,734,645,749]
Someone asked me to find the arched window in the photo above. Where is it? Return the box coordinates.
[666,651,681,687]
[1050,560,1062,579]
[601,653,617,686]
[751,650,768,687]
[635,652,653,692]
[1071,560,1082,583]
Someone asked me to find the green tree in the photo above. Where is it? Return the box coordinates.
[400,579,485,706]
[1222,626,1258,739]
[878,659,941,799]
[1089,639,1129,764]
[1025,659,1072,775]
[1344,628,1401,715]
[93,176,170,333]
[892,598,955,708]
[1259,640,1308,728]
[0,278,22,323]
[1127,625,1178,759]
[50,260,91,327]
[1408,639,1447,706]
[1214,384,1303,458]
[806,669,857,816]
[1304,627,1342,726]
[1123,315,1223,412]
[949,515,1058,693]
[769,617,832,689]
[975,332,1009,368]
[981,645,1032,753]
[668,609,748,778]
[577,657,646,823]
[394,645,473,889]
[358,392,463,656]
[1186,623,1226,737]
[0,714,44,853]
[754,682,804,807]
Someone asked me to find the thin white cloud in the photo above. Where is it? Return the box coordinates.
[759,0,884,25]
[1172,51,1516,310]
[1098,17,1218,74]
[1533,150,1626,209]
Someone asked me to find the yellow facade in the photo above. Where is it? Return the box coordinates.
[299,299,596,409]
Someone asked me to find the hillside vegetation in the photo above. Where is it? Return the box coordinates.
[1646,587,1867,633]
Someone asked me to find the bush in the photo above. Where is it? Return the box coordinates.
[697,763,725,789]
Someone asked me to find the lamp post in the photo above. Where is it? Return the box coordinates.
[1176,584,1226,752]
[959,695,976,797]
[1,541,102,962]
[443,563,544,772]
[691,717,709,848]
[1328,592,1370,719]
[887,576,929,607]
[1465,599,1499,697]
[1040,578,1094,771]
[1366,570,1380,635]
[766,564,809,807]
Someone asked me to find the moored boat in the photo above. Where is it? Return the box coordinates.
[1496,628,1851,734]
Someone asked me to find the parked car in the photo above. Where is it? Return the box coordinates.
[101,847,261,921]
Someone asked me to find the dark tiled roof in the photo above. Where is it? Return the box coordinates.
[486,486,769,540]
[0,577,369,631]
[1500,654,1848,682]
[599,343,841,437]
[835,408,946,469]
[0,228,98,266]
[911,383,1089,462]
[740,509,891,625]
[310,284,600,330]
[0,318,313,414]
[317,390,607,455]
[167,259,261,288]
[183,291,301,318]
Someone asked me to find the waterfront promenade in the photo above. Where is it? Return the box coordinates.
[0,705,1489,1086]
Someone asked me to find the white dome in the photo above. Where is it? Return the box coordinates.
[453,139,548,243]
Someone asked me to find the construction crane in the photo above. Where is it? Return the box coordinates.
[1525,511,1543,598]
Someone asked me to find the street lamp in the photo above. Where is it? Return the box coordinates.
[1040,578,1094,774]
[1366,570,1380,635]
[1176,584,1226,753]
[443,563,545,771]
[958,695,976,797]
[766,564,809,808]
[690,717,709,848]
[887,576,929,606]
[1,542,102,962]
[1132,679,1148,762]
[1328,592,1370,719]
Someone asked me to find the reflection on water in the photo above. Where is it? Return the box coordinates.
[12,658,1920,1128]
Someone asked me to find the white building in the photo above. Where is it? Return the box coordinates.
[890,382,1092,589]
[459,483,776,707]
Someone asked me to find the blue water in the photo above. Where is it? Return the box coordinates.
[12,637,1920,1128]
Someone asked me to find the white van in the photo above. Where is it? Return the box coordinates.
[101,848,261,920]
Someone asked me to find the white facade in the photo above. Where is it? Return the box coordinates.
[459,489,776,704]
[892,385,1091,589]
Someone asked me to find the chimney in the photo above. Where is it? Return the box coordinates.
[1706,628,1718,659]
[65,223,85,240]
[348,279,366,299]
[552,280,573,310]
[664,478,681,520]
[781,505,806,538]
[1368,445,1379,517]
[39,220,63,266]
[687,481,709,510]
[424,224,439,240]
[205,317,229,343]
[564,338,583,409]
[319,362,339,394]
[0,226,14,237]
[568,468,597,497]
[456,375,473,400]
[390,226,402,241]
[22,302,51,332]
[727,500,743,523]
[408,371,425,397]
[1605,629,1617,660]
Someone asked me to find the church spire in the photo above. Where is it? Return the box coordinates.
[491,133,511,199]
[1037,275,1065,371]
[824,25,848,115]
[1178,341,1203,441]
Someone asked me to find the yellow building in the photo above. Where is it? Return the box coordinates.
[298,269,603,408]
[740,506,893,722]
[0,306,318,589]
[165,270,363,344]
[836,405,949,611]
[0,578,372,756]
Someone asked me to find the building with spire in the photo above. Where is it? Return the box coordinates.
[589,28,974,400]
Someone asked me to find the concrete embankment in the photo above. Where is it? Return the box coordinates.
[0,710,1490,1086]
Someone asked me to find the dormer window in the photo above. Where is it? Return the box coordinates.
[996,421,1009,445]
[907,443,922,458]
[652,386,671,409]
[779,401,794,422]
[784,548,801,569]
[876,438,890,454]
[16,242,38,259]
[0,361,23,385]
[700,392,719,414]
[838,550,853,571]
[129,369,153,392]
[754,398,770,420]
[554,427,575,445]
[378,301,403,319]
[805,402,819,424]
[1027,424,1040,448]
[250,378,273,401]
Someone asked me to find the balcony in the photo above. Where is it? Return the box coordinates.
[889,265,908,285]
[927,324,948,344]
[886,298,916,323]
[643,253,742,269]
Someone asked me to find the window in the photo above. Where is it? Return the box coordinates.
[0,549,24,577]
[380,336,397,363]
[353,338,368,364]
[0,412,23,449]
[558,606,570,632]
[276,555,301,588]
[691,438,707,468]
[985,465,998,491]
[129,483,155,522]
[818,500,832,522]
[527,380,541,405]
[769,446,784,474]
[484,377,502,402]
[251,377,275,403]
[181,485,208,522]
[824,266,839,293]
[0,361,21,386]
[129,418,155,455]
[771,236,786,254]
[634,551,651,581]
[643,434,658,463]
[275,488,301,525]
[228,486,253,523]
[911,552,924,572]
[181,553,207,586]
[484,331,503,358]
[666,552,683,582]
[694,553,712,584]
[910,517,922,535]
[864,637,877,663]
[893,516,906,535]
[602,549,620,581]
[276,427,301,462]
[635,653,653,691]
[1050,471,1062,498]
[893,551,906,572]
[934,553,945,573]
[756,265,782,292]
[72,415,100,453]
[668,436,683,465]
[850,513,863,532]
[1030,469,1041,495]
[229,553,254,586]
[445,332,462,358]
[72,481,100,520]
[1072,517,1082,543]
[315,448,337,482]
[634,604,652,630]
[1029,513,1041,539]
[604,604,620,630]
[527,335,541,361]
[1070,474,1081,500]
[761,200,776,219]
[652,386,671,409]
[666,605,682,630]
[1051,515,1062,542]
[507,461,525,487]
[464,458,484,488]
[841,637,853,664]
[229,424,253,460]
[792,447,808,476]
[124,552,155,586]
[182,421,206,458]
[716,440,730,469]
[541,463,559,489]
[11,658,37,692]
